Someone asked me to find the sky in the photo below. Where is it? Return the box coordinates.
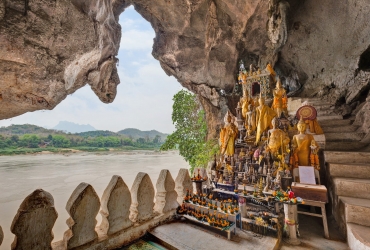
[0,6,182,134]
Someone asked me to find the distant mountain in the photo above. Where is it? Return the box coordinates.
[77,130,120,137]
[53,121,96,133]
[117,128,168,141]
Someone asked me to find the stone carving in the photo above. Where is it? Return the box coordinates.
[130,173,155,223]
[10,189,57,250]
[63,183,100,249]
[100,175,132,235]
[0,225,4,246]
[175,169,193,204]
[154,170,179,214]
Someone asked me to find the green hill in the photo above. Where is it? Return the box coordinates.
[117,128,168,141]
[0,124,63,136]
[76,130,120,137]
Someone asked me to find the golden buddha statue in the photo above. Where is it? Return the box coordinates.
[245,104,256,132]
[272,79,288,117]
[220,112,238,157]
[266,63,277,82]
[266,118,290,157]
[291,117,319,168]
[255,95,277,144]
[240,89,251,119]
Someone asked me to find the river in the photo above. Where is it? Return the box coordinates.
[0,151,189,249]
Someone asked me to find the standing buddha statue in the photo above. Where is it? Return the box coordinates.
[240,89,251,119]
[255,94,277,144]
[291,117,319,168]
[220,112,238,157]
[272,79,288,118]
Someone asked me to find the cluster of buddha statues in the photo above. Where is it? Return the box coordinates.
[212,63,323,190]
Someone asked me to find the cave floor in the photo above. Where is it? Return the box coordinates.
[149,214,349,250]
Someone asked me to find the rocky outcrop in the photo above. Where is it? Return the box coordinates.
[1,0,370,137]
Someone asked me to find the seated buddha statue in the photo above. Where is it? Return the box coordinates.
[272,79,288,117]
[266,117,290,158]
[255,94,277,144]
[291,117,319,168]
[220,112,238,157]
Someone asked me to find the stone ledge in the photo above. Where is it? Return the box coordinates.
[347,223,370,250]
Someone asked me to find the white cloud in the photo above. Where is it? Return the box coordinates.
[120,29,154,51]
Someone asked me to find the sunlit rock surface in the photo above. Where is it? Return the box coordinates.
[0,0,369,137]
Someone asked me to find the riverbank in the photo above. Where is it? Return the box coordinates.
[0,146,162,156]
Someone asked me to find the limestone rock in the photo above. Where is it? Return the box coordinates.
[0,225,3,246]
[130,172,155,223]
[1,0,370,139]
[10,189,57,250]
[154,170,179,213]
[100,175,133,235]
[175,168,193,204]
[63,183,100,249]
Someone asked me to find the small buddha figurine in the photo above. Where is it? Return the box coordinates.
[238,148,246,161]
[255,94,277,144]
[245,104,256,132]
[220,112,239,157]
[271,79,288,118]
[310,139,320,170]
[266,117,290,158]
[291,117,319,167]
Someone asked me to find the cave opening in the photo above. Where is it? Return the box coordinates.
[358,45,370,72]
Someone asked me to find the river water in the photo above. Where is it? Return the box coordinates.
[0,151,189,249]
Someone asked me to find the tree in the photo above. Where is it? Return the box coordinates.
[52,135,70,148]
[160,90,219,172]
[153,135,162,144]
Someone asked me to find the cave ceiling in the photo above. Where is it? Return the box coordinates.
[0,0,369,136]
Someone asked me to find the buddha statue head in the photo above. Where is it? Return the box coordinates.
[258,93,265,106]
[276,79,282,89]
[271,117,278,129]
[297,116,306,133]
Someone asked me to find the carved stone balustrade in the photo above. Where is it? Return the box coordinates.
[63,183,100,249]
[129,172,155,223]
[175,168,193,204]
[154,169,179,213]
[99,175,133,235]
[4,169,192,250]
[10,189,57,250]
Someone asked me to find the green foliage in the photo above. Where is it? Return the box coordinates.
[161,90,219,172]
[52,135,70,148]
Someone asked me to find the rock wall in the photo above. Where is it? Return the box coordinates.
[1,0,370,137]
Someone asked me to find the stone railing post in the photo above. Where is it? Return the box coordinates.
[63,183,100,249]
[154,169,179,213]
[175,168,193,204]
[0,225,4,246]
[129,172,155,223]
[100,175,132,235]
[10,189,57,250]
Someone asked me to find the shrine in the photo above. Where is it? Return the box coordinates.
[174,60,337,248]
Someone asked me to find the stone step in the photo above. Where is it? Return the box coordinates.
[329,163,370,179]
[317,114,343,121]
[347,223,370,250]
[325,132,365,142]
[325,151,370,164]
[323,125,359,133]
[334,178,370,200]
[319,119,353,127]
[339,196,370,227]
[317,109,338,116]
[325,142,369,152]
